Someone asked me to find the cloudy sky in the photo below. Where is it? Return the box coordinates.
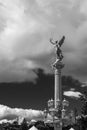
[0,0,87,121]
[0,104,44,122]
[0,0,87,82]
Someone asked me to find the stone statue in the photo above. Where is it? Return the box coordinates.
[50,36,65,61]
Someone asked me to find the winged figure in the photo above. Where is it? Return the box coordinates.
[50,36,65,61]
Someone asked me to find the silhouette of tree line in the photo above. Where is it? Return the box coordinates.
[0,117,87,130]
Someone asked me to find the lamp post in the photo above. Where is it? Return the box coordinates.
[62,98,69,119]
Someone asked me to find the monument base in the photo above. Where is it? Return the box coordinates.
[54,119,62,130]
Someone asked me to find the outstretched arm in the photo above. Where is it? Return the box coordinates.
[50,38,56,45]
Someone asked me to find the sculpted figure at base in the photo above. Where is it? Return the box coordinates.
[50,36,65,61]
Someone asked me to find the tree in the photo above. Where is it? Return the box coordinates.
[80,91,87,115]
[74,107,78,123]
[35,121,45,130]
[79,92,87,130]
[21,118,28,130]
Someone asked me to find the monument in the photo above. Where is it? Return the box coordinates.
[50,36,65,108]
[44,36,69,130]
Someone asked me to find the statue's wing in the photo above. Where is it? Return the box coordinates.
[50,38,56,45]
[58,36,65,47]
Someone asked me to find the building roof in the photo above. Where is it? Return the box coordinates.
[29,126,38,130]
[69,128,75,130]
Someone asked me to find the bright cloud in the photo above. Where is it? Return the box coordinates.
[64,91,82,98]
[0,104,44,121]
[0,0,87,82]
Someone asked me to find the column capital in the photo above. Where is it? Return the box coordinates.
[53,59,64,70]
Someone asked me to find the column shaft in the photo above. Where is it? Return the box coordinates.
[54,68,62,108]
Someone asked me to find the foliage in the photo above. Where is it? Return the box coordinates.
[79,91,87,130]
[35,121,45,130]
[21,118,28,130]
[80,91,87,115]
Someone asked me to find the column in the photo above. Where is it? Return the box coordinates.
[54,68,62,108]
[54,61,64,108]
